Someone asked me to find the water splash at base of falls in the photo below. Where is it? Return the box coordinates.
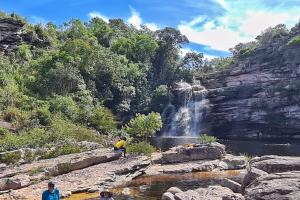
[162,81,209,137]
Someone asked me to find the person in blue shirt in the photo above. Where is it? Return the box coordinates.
[42,181,60,200]
[100,188,114,200]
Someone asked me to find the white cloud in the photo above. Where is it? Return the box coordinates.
[240,11,296,37]
[179,23,251,51]
[188,16,206,26]
[145,23,159,31]
[179,1,300,52]
[127,6,160,31]
[88,11,109,23]
[128,7,142,28]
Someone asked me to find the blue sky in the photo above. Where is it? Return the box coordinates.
[1,0,300,58]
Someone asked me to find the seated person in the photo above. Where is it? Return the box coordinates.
[114,136,127,157]
[42,181,60,200]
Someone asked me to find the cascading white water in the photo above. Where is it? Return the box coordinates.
[162,81,209,137]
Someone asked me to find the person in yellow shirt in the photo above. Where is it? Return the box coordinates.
[114,136,127,157]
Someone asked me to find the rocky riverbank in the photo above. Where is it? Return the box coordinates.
[0,149,150,199]
[160,146,300,200]
[1,142,300,199]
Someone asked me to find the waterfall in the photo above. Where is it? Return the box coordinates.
[162,81,209,137]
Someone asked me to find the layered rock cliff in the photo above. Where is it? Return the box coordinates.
[0,17,49,53]
[0,18,24,52]
[200,23,300,139]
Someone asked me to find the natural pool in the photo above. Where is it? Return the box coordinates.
[67,136,300,199]
[67,170,241,200]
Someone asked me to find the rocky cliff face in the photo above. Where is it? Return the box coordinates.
[0,18,24,52]
[0,17,50,53]
[199,24,300,139]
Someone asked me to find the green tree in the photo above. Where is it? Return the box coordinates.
[62,19,90,40]
[152,27,189,86]
[229,42,258,58]
[124,112,162,139]
[49,95,79,121]
[181,52,203,69]
[150,85,171,113]
[256,24,289,45]
[89,106,117,134]
[88,17,113,47]
[111,34,158,63]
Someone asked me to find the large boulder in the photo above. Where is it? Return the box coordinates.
[219,154,246,170]
[145,160,220,175]
[45,149,122,176]
[158,143,225,164]
[241,167,268,191]
[219,178,242,193]
[245,171,300,200]
[0,174,30,190]
[251,155,300,173]
[162,192,176,200]
[0,120,16,132]
[167,187,183,194]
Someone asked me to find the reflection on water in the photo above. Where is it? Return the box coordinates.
[150,136,300,156]
[66,193,99,200]
[67,170,241,200]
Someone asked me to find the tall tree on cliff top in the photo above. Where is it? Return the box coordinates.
[152,27,188,86]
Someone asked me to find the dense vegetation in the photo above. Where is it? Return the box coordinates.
[0,12,206,155]
[2,12,297,157]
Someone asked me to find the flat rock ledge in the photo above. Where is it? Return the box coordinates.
[237,155,300,200]
[159,147,300,200]
[147,153,246,175]
[162,185,244,200]
[154,142,226,164]
[245,171,300,200]
[0,155,150,200]
[148,142,245,175]
[241,156,300,200]
[0,148,122,191]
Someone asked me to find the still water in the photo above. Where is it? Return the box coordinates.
[68,170,241,200]
[150,136,300,156]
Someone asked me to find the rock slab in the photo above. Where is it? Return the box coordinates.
[245,171,300,200]
[157,142,225,164]
[162,185,244,200]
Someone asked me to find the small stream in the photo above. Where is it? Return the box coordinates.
[67,170,241,200]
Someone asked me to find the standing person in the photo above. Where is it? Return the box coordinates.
[114,136,127,157]
[42,181,60,200]
[100,188,114,200]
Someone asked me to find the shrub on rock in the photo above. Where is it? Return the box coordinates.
[200,134,217,145]
[124,112,162,139]
[127,141,156,155]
